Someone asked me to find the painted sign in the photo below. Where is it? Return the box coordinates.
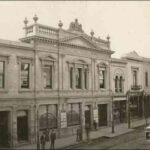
[61,112,67,128]
[93,109,98,123]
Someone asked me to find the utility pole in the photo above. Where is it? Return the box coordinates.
[111,92,115,133]
[127,91,131,129]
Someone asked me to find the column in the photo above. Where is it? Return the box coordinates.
[12,107,17,147]
[30,106,36,144]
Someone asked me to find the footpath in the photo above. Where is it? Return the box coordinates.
[16,118,149,150]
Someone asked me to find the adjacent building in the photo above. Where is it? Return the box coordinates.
[0,15,149,148]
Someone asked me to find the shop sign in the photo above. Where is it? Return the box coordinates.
[61,112,67,128]
[93,109,98,123]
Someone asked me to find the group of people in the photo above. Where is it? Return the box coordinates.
[76,120,97,142]
[40,129,56,150]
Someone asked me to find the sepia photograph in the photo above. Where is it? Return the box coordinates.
[0,1,150,149]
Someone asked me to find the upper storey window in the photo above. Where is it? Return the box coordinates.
[21,63,30,88]
[97,63,107,89]
[75,68,82,89]
[133,70,137,86]
[68,59,89,90]
[99,70,105,88]
[17,56,33,90]
[43,65,53,89]
[145,72,148,87]
[0,61,4,88]
[40,55,56,90]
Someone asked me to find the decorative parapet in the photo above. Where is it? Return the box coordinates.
[24,23,58,39]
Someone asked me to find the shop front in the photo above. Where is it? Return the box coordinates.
[114,100,126,124]
[98,104,107,127]
[0,111,10,148]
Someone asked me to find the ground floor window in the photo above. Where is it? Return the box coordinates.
[17,110,28,141]
[98,104,107,127]
[39,105,57,130]
[67,103,80,126]
[114,101,126,124]
[0,111,9,148]
[130,96,143,118]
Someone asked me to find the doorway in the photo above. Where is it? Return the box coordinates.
[0,111,9,148]
[98,104,107,127]
[17,110,28,142]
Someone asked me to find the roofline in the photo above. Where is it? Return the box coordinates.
[0,38,34,50]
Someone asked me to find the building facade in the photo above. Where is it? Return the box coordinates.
[0,16,150,148]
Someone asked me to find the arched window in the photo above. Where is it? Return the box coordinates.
[119,76,123,92]
[115,76,118,92]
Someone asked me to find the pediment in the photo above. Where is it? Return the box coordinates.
[60,35,97,49]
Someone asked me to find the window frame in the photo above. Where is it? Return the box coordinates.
[0,55,9,92]
[41,57,56,91]
[17,56,33,92]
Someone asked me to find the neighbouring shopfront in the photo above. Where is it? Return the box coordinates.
[0,111,10,148]
[98,104,107,127]
[114,100,126,124]
[17,110,28,142]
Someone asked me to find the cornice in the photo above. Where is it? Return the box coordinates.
[21,35,114,55]
[0,39,34,51]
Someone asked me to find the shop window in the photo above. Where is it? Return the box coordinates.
[17,110,28,141]
[0,61,4,88]
[67,103,80,126]
[21,63,30,88]
[43,65,52,89]
[39,105,57,130]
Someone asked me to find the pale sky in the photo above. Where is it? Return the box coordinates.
[0,1,150,58]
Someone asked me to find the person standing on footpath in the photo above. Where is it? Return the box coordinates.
[50,129,56,150]
[40,132,46,150]
[85,123,90,141]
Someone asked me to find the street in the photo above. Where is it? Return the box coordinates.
[66,125,150,149]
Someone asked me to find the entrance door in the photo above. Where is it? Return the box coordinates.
[98,104,107,127]
[84,105,91,129]
[0,111,9,148]
[17,110,28,141]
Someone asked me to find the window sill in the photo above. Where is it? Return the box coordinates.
[100,88,107,92]
[0,89,8,93]
[18,89,33,93]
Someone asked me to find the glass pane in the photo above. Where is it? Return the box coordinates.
[0,61,4,88]
[43,65,52,89]
[70,67,73,88]
[21,63,29,88]
[99,70,105,88]
[76,68,82,89]
[67,103,80,126]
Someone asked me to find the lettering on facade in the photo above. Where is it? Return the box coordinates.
[93,109,98,123]
[60,112,67,128]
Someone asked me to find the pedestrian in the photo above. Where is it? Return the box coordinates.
[40,132,46,150]
[76,127,81,141]
[50,129,56,150]
[85,123,90,141]
[93,120,97,130]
